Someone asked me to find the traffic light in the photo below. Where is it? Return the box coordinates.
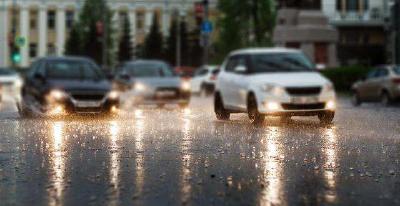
[11,47,21,64]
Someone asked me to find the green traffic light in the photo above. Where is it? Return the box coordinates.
[12,53,21,63]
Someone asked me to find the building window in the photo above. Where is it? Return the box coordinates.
[48,10,56,30]
[30,11,37,30]
[336,0,342,11]
[346,0,359,11]
[137,12,145,30]
[66,11,75,29]
[29,43,37,58]
[47,44,56,55]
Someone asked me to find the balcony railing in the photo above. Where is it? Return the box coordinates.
[330,8,385,25]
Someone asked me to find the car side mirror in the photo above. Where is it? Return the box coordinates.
[234,65,247,73]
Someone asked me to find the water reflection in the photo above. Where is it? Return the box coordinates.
[134,117,145,197]
[180,117,192,204]
[323,127,338,203]
[49,121,66,206]
[260,126,284,206]
[108,121,120,206]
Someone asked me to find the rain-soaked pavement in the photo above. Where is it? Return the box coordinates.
[0,96,400,206]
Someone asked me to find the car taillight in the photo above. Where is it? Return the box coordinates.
[392,78,400,84]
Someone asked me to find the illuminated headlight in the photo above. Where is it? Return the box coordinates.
[181,81,191,91]
[326,100,336,110]
[261,84,285,96]
[49,90,67,101]
[15,79,23,88]
[266,102,280,111]
[134,83,146,92]
[108,91,119,99]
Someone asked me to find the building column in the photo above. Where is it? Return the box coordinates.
[145,9,153,32]
[0,3,9,67]
[38,6,48,57]
[19,5,30,67]
[129,9,137,59]
[56,6,66,56]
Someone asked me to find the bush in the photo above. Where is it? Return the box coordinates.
[321,66,371,92]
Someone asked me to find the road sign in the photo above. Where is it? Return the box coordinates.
[201,21,213,34]
[15,36,25,48]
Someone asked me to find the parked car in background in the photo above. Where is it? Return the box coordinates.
[114,60,191,108]
[18,57,119,117]
[215,48,336,124]
[174,66,196,80]
[352,65,400,106]
[191,65,220,96]
[0,68,23,103]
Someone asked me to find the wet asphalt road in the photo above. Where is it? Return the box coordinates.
[0,96,400,206]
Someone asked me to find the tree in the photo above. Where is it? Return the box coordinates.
[142,15,164,59]
[165,17,189,66]
[118,15,133,63]
[215,0,276,61]
[64,0,113,66]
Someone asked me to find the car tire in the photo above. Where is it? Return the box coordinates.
[214,93,230,120]
[381,91,392,106]
[318,111,335,124]
[247,94,265,125]
[352,91,361,106]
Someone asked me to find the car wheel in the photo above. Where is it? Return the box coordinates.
[352,91,361,107]
[214,93,230,120]
[381,91,392,106]
[247,94,265,125]
[318,111,335,124]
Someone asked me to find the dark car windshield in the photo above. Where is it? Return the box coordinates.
[124,63,175,77]
[46,60,105,80]
[249,53,315,73]
[0,68,17,76]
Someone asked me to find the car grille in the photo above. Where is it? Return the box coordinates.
[155,88,180,100]
[285,87,322,96]
[71,94,105,101]
[281,103,325,110]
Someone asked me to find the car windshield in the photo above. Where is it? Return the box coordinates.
[125,63,175,77]
[0,68,17,76]
[249,53,315,73]
[394,66,400,75]
[46,60,105,80]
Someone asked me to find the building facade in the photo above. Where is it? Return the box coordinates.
[322,0,393,66]
[0,0,217,68]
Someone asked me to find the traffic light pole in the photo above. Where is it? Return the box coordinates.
[11,0,17,67]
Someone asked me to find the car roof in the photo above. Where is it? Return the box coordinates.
[229,47,302,56]
[125,59,168,66]
[36,56,94,62]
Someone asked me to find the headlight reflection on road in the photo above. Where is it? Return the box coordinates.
[49,121,66,206]
[133,118,145,198]
[180,117,192,203]
[108,121,120,206]
[260,126,284,206]
[323,127,338,203]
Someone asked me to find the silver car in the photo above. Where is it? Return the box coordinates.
[114,60,191,108]
[352,65,400,106]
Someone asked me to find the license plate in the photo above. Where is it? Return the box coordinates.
[75,101,101,108]
[156,91,176,98]
[291,96,319,104]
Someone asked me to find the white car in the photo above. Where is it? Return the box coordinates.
[214,48,336,124]
[0,68,23,103]
[190,65,219,95]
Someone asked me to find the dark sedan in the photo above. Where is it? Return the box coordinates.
[18,57,119,116]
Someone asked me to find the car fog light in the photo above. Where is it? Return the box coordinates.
[134,83,146,92]
[266,102,280,111]
[326,100,336,110]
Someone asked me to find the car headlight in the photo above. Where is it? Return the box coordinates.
[15,79,23,88]
[108,91,119,99]
[134,83,146,92]
[49,89,67,101]
[260,84,285,96]
[181,81,191,91]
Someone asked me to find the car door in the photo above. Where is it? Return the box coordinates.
[230,55,250,110]
[23,60,45,103]
[372,68,389,100]
[31,60,48,103]
[218,56,238,108]
[358,69,378,101]
[191,68,207,93]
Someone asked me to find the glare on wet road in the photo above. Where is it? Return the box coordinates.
[0,97,400,206]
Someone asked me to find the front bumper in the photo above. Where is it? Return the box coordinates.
[126,90,191,105]
[47,98,119,115]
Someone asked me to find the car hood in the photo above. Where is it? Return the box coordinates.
[250,72,331,87]
[0,75,20,83]
[132,77,181,88]
[46,79,112,93]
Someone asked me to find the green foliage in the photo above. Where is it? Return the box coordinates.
[165,17,189,66]
[142,15,164,59]
[214,0,276,61]
[118,16,133,63]
[65,0,113,66]
[321,66,372,92]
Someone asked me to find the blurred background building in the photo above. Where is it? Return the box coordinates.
[0,0,217,68]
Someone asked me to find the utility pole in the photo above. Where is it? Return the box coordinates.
[176,0,186,67]
[102,0,108,69]
[202,0,209,66]
[10,0,17,67]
